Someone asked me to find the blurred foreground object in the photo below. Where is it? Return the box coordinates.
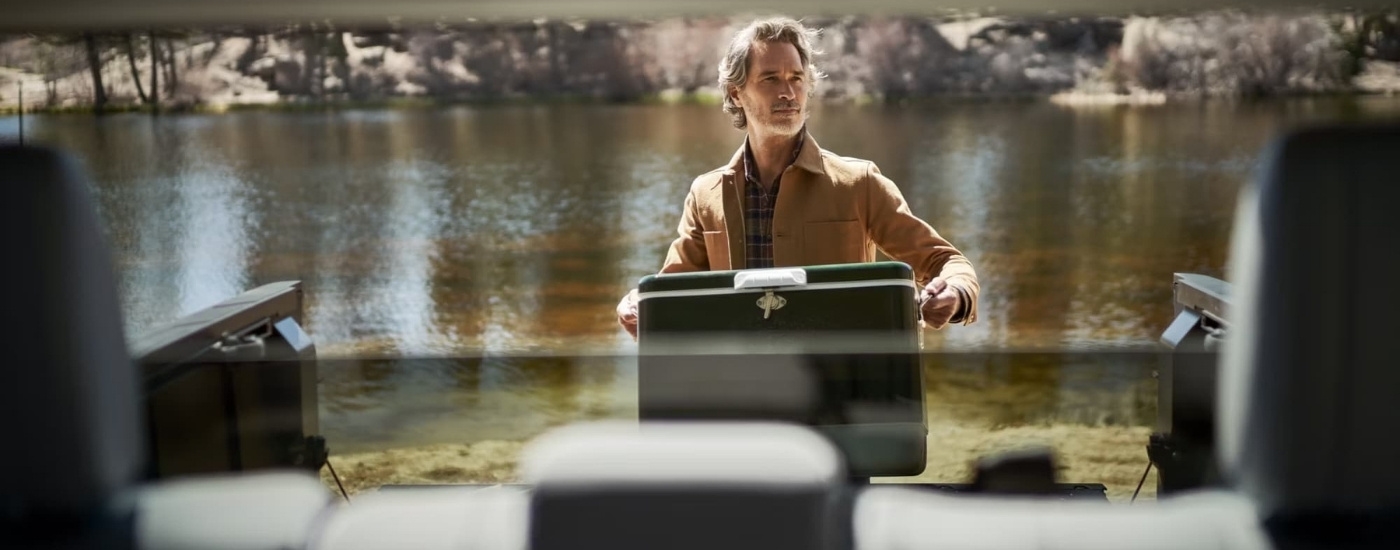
[1155,272,1230,494]
[1219,123,1400,546]
[0,144,145,549]
[133,281,322,479]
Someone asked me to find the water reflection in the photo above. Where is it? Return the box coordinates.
[366,159,454,355]
[77,120,264,330]
[912,110,1006,349]
[174,162,256,316]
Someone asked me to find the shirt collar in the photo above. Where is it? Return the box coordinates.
[742,128,807,185]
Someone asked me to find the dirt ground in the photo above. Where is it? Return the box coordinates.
[320,422,1157,502]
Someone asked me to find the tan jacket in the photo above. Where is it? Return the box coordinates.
[659,132,980,325]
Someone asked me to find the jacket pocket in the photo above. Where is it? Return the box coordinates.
[802,220,865,267]
[703,230,731,271]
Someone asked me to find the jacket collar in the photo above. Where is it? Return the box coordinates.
[723,127,827,183]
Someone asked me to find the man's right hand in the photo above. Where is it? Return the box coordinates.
[616,289,640,340]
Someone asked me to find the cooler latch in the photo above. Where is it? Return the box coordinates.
[756,290,787,319]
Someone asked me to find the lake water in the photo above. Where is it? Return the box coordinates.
[4,97,1398,454]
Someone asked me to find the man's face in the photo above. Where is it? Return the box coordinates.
[732,40,808,137]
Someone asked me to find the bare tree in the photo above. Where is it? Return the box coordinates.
[30,35,82,107]
[163,37,177,97]
[82,32,107,114]
[148,29,159,112]
[124,32,148,103]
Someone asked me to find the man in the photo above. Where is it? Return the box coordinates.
[616,17,979,338]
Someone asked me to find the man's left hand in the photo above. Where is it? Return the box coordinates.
[920,277,961,329]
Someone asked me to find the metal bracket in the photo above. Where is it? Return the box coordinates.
[211,317,273,360]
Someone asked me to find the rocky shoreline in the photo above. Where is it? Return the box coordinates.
[1,11,1397,113]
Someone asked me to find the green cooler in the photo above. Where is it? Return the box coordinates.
[635,261,927,478]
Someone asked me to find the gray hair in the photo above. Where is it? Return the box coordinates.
[718,17,826,129]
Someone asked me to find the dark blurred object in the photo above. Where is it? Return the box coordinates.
[970,447,1058,496]
[0,145,142,548]
[1147,432,1216,495]
[633,351,821,422]
[0,144,328,549]
[919,483,1108,500]
[636,262,925,478]
[132,282,321,479]
[524,422,848,550]
[1154,272,1228,494]
[1219,122,1400,550]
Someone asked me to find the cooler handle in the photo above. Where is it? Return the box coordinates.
[733,268,808,290]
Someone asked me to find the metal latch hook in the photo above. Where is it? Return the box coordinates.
[756,290,787,319]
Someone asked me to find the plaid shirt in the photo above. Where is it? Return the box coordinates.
[742,132,805,269]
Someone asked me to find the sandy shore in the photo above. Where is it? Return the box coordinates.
[320,422,1157,502]
[888,422,1156,502]
[321,439,528,495]
[317,349,1160,502]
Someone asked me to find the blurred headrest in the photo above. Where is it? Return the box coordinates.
[310,486,527,550]
[0,145,143,516]
[853,487,1270,550]
[1219,124,1400,517]
[135,472,331,550]
[520,421,843,488]
[522,421,847,550]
